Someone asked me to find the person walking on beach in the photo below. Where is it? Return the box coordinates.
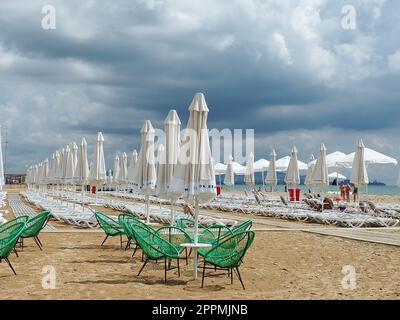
[352,184,359,202]
[339,183,345,200]
[345,184,351,202]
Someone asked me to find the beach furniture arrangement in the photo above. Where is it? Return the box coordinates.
[97,210,254,288]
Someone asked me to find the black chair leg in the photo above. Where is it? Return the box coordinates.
[164,258,167,283]
[5,258,17,275]
[201,260,206,288]
[177,258,180,277]
[14,248,19,258]
[33,237,43,251]
[125,239,131,250]
[132,244,138,257]
[230,268,233,284]
[137,258,149,276]
[185,248,189,265]
[101,235,108,246]
[235,267,245,290]
[36,236,43,247]
[120,234,123,249]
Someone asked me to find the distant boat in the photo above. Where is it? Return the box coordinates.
[369,180,386,186]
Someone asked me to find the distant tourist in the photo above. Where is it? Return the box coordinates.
[352,184,359,202]
[345,184,351,202]
[339,183,345,200]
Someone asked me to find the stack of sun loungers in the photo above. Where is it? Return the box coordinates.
[25,190,237,227]
[7,193,56,231]
[21,191,98,228]
[109,191,399,228]
[0,191,7,225]
[26,189,400,228]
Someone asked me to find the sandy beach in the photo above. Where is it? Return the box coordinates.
[1,187,400,300]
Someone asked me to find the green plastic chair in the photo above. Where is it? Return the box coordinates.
[218,220,253,244]
[0,222,26,275]
[155,226,192,264]
[200,230,255,290]
[19,211,52,250]
[175,217,206,241]
[118,213,152,256]
[198,224,234,256]
[95,211,125,247]
[130,223,181,282]
[0,216,29,257]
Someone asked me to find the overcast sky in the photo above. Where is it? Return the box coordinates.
[1,0,400,183]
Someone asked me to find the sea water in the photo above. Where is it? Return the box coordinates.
[224,184,400,196]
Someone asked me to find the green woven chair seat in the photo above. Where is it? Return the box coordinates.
[95,212,124,236]
[0,222,26,259]
[20,211,51,238]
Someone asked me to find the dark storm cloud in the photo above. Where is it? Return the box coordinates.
[1,0,400,183]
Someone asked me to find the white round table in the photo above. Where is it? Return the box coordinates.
[180,243,212,279]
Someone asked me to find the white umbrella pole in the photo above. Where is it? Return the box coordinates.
[193,197,199,279]
[82,184,85,213]
[262,171,265,190]
[170,198,175,226]
[146,195,150,224]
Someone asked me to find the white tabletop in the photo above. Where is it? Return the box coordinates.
[180,243,212,249]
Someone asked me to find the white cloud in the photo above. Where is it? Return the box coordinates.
[388,50,400,72]
[271,32,293,65]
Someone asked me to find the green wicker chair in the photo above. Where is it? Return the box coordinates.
[218,220,253,244]
[198,224,234,256]
[95,211,125,247]
[19,211,52,250]
[0,216,29,257]
[0,222,26,275]
[201,230,255,290]
[175,217,206,242]
[155,226,192,264]
[118,213,152,256]
[130,223,181,282]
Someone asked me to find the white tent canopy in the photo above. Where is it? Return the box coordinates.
[310,151,347,168]
[214,162,227,175]
[254,158,270,173]
[337,147,397,168]
[328,172,347,180]
[276,155,308,172]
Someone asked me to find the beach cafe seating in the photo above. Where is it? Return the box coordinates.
[0,222,26,275]
[199,230,255,290]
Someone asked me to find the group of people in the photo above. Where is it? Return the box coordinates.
[339,183,359,202]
